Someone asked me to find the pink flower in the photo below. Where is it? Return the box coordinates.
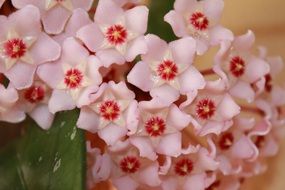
[129,99,191,160]
[159,145,218,190]
[77,0,149,67]
[12,0,93,34]
[164,0,233,55]
[107,143,161,190]
[53,8,92,44]
[37,37,102,113]
[18,77,54,130]
[214,31,270,102]
[212,117,259,175]
[181,82,240,136]
[0,5,61,89]
[127,34,205,105]
[77,81,138,146]
[0,84,25,123]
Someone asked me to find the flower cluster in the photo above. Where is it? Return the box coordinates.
[0,0,284,189]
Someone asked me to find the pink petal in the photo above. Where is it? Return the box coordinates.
[48,89,76,113]
[209,25,234,45]
[87,55,103,84]
[127,61,153,91]
[231,135,258,160]
[0,15,8,40]
[5,62,36,89]
[233,30,255,52]
[138,163,161,187]
[126,100,140,135]
[98,124,128,146]
[125,6,149,34]
[183,174,206,190]
[76,23,104,52]
[179,66,205,94]
[0,0,4,7]
[92,153,112,182]
[129,137,157,160]
[125,36,148,62]
[0,84,18,104]
[71,0,93,10]
[229,80,255,103]
[77,107,100,133]
[77,85,99,107]
[113,176,139,190]
[29,104,54,130]
[199,121,224,136]
[164,10,187,38]
[8,5,41,36]
[0,106,26,123]
[62,37,89,66]
[245,56,270,83]
[216,94,240,120]
[204,0,224,23]
[95,0,124,24]
[30,33,61,64]
[109,81,135,100]
[54,8,92,44]
[169,37,196,65]
[37,61,63,89]
[271,86,285,106]
[142,34,168,62]
[11,0,44,9]
[168,104,191,130]
[97,49,125,67]
[262,136,279,156]
[42,6,71,34]
[268,56,283,75]
[150,85,180,106]
[196,38,209,55]
[197,148,219,171]
[174,0,196,13]
[161,177,178,190]
[156,132,182,157]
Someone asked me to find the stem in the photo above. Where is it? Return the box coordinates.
[241,106,265,116]
[200,68,215,76]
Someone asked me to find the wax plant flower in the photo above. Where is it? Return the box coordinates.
[0,0,285,190]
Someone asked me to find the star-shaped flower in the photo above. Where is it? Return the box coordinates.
[128,34,205,105]
[77,0,149,67]
[164,0,233,55]
[12,0,93,34]
[77,81,138,146]
[0,5,61,89]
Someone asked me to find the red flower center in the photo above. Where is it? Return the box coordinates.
[265,74,272,92]
[157,60,178,81]
[174,158,194,176]
[218,132,234,150]
[106,25,128,46]
[64,69,83,89]
[99,100,120,121]
[229,56,245,77]
[120,156,140,174]
[196,98,216,120]
[254,136,265,149]
[3,38,27,59]
[24,85,45,103]
[145,116,166,137]
[190,12,209,31]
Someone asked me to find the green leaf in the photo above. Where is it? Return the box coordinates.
[0,109,86,190]
[147,0,176,42]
